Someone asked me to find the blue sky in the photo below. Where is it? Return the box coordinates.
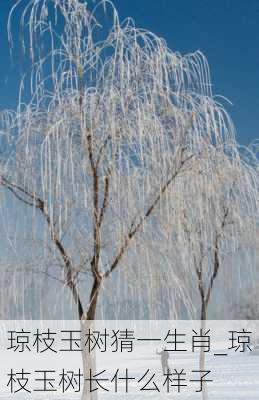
[1,0,259,145]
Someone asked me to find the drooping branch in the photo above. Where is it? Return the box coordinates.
[0,176,84,319]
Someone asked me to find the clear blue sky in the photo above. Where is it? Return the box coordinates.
[1,0,259,144]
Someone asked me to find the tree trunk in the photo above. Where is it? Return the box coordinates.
[80,281,100,400]
[81,319,98,400]
[200,301,209,400]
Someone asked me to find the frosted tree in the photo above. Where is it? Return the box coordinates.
[1,0,231,321]
[0,0,258,398]
[161,144,258,400]
[182,146,258,320]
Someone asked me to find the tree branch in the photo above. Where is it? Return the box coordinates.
[105,154,193,279]
[0,176,84,319]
